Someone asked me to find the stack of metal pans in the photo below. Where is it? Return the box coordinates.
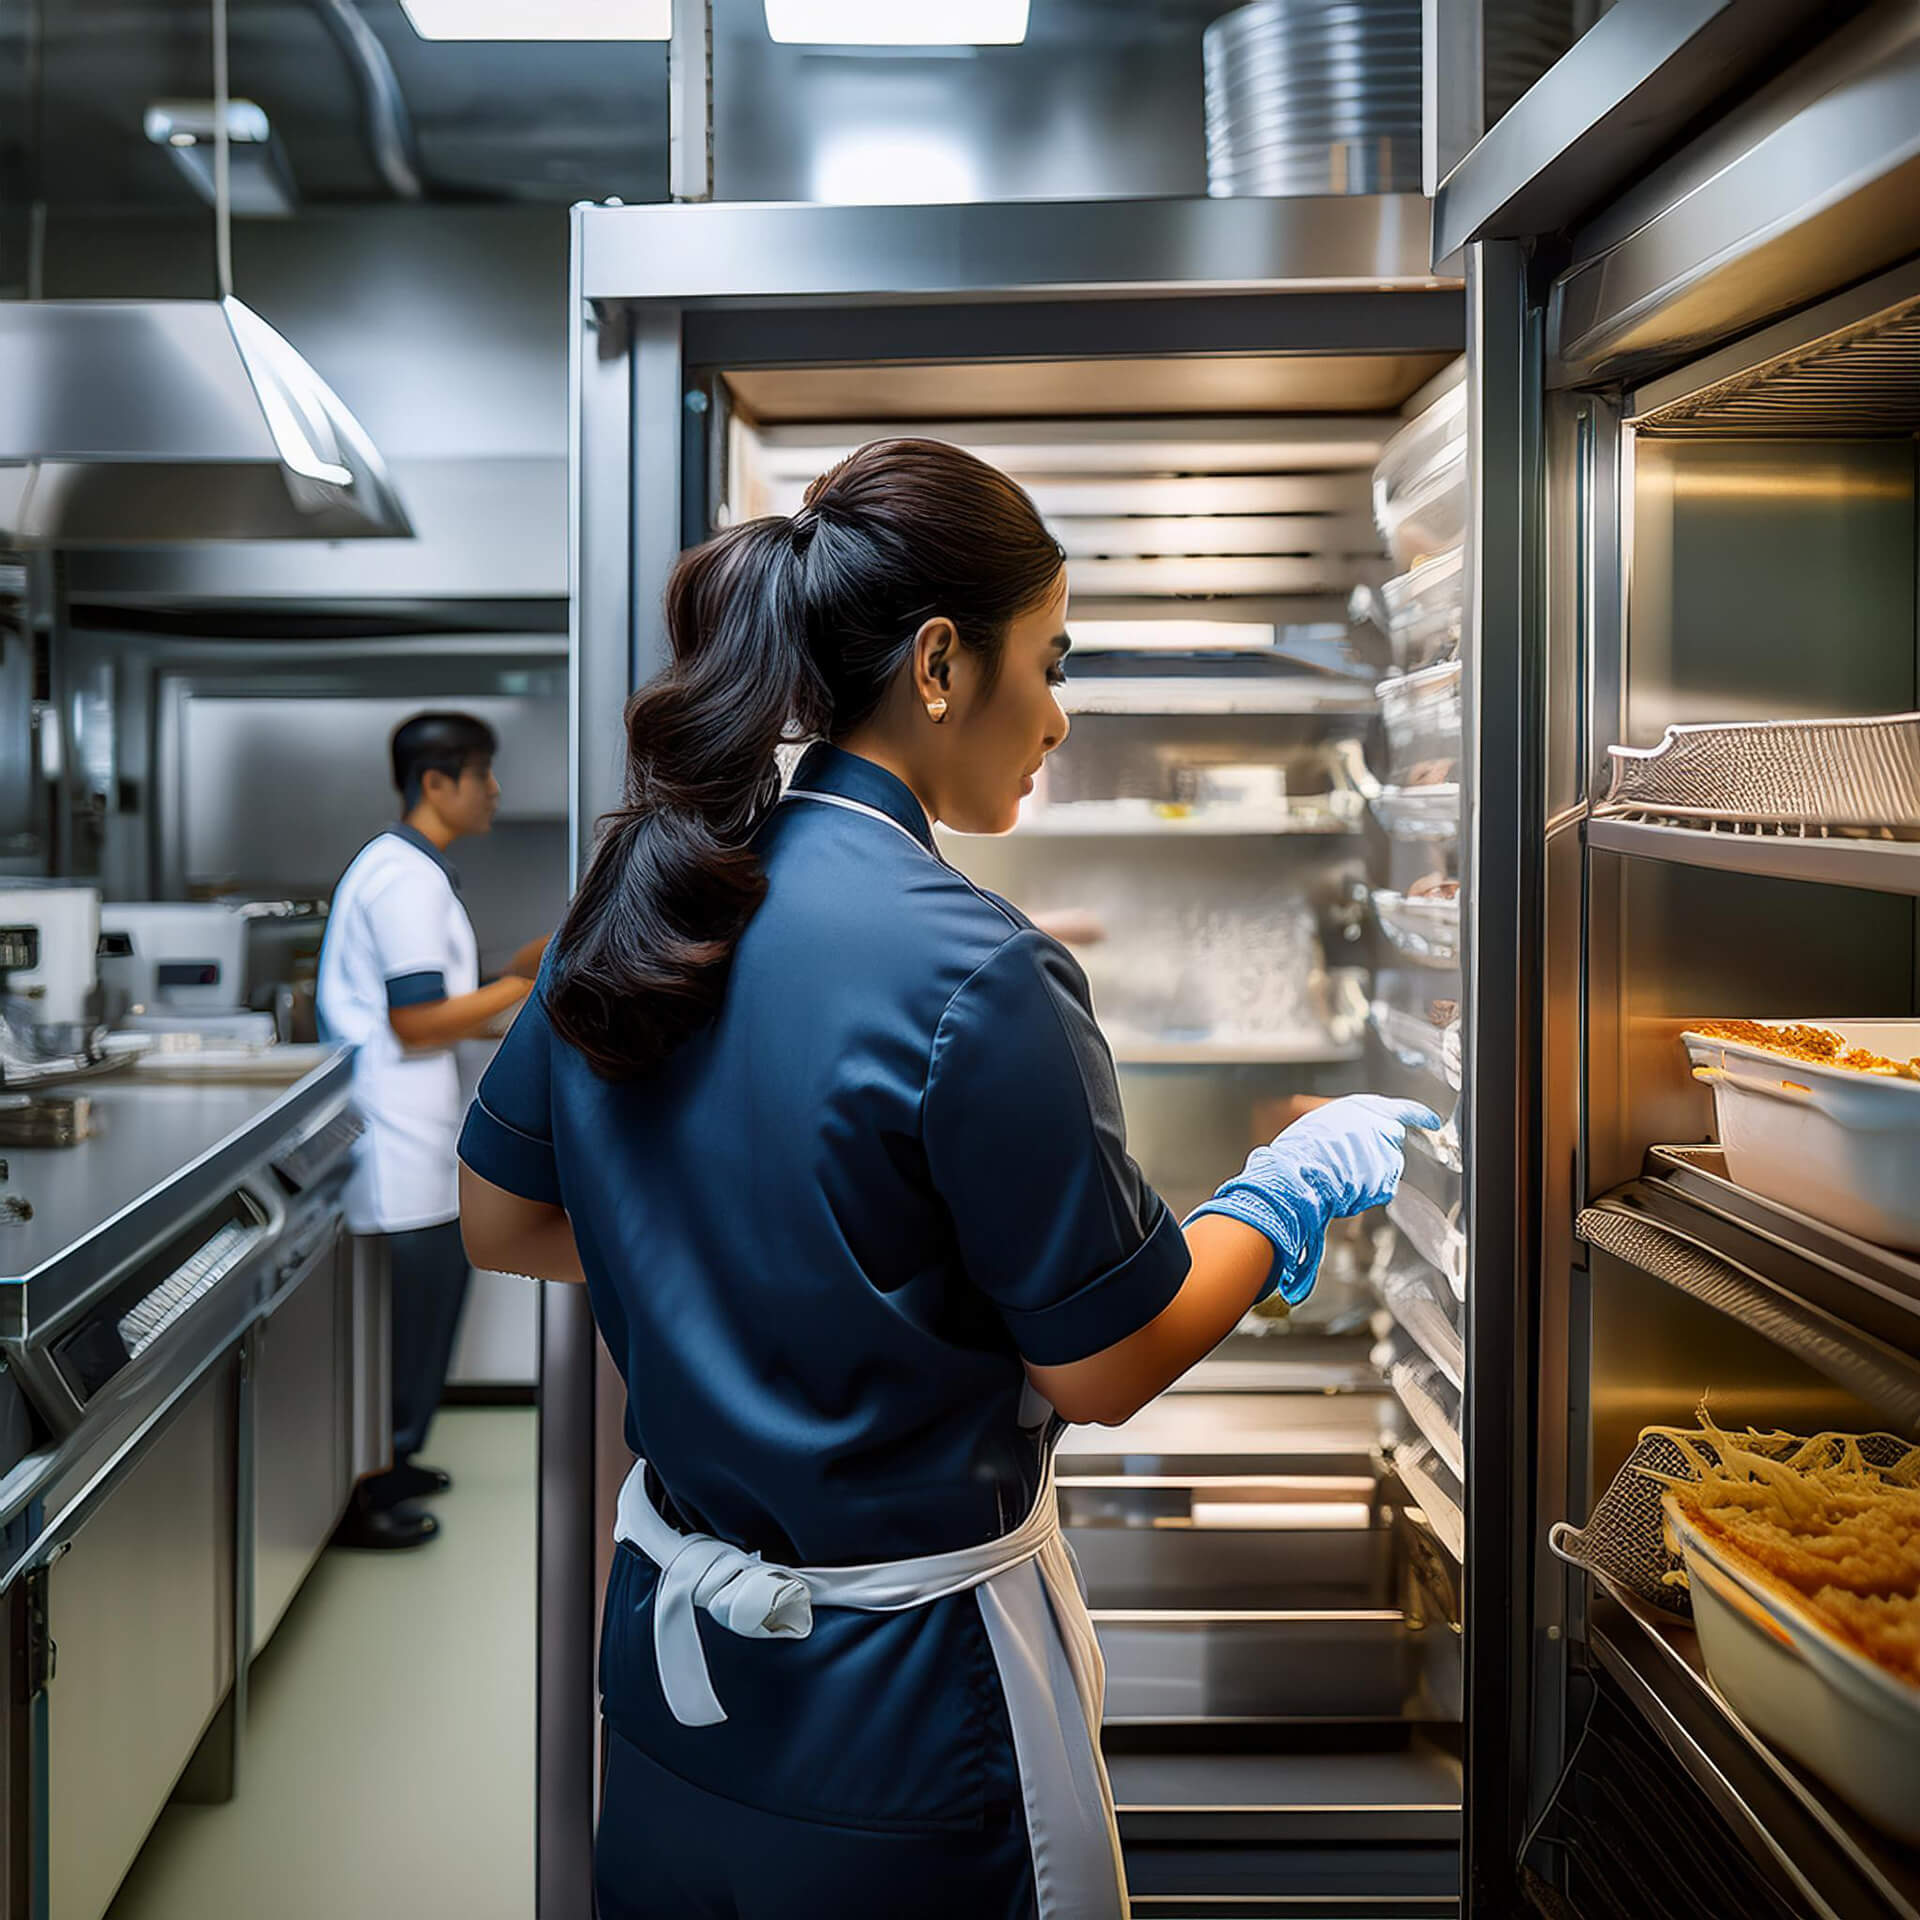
[1203,0,1423,198]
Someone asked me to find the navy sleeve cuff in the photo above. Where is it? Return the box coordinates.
[458,1093,562,1207]
[386,969,448,1009]
[997,1200,1191,1368]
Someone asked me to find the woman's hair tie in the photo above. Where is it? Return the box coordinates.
[789,504,820,554]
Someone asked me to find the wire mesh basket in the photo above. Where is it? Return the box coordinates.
[1548,1421,1919,1621]
[1600,712,1920,834]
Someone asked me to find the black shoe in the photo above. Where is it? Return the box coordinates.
[333,1497,439,1551]
[366,1462,453,1508]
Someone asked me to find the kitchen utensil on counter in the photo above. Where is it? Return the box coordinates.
[0,1095,100,1149]
[1682,1019,1920,1250]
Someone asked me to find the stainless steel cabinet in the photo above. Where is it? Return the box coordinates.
[251,1227,355,1657]
[45,1356,238,1920]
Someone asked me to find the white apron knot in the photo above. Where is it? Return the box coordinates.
[646,1530,815,1729]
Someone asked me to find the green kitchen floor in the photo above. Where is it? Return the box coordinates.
[109,1406,538,1920]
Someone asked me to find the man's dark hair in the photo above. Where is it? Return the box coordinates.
[391,711,497,811]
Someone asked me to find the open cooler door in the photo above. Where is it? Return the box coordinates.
[1441,3,1920,1916]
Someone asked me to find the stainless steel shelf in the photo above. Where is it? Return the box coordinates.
[1589,1589,1920,1920]
[1111,1038,1363,1067]
[1587,814,1920,895]
[1109,1744,1461,1846]
[1581,1149,1920,1430]
[953,812,1361,840]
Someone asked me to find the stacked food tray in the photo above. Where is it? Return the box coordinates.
[1357,375,1468,1563]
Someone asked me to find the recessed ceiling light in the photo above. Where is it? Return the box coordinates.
[765,0,1029,45]
[399,0,669,40]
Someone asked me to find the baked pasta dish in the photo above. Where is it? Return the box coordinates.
[1650,1416,1920,1688]
[1692,1019,1920,1083]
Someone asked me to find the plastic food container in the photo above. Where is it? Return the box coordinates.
[1377,658,1462,772]
[1393,1437,1464,1562]
[1370,785,1461,842]
[1372,383,1467,570]
[1368,998,1463,1091]
[1387,1183,1467,1301]
[1389,1355,1464,1479]
[1682,1020,1920,1251]
[1378,548,1464,671]
[1371,887,1460,968]
[1664,1494,1920,1845]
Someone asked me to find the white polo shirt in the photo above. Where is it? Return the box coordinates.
[317,826,479,1234]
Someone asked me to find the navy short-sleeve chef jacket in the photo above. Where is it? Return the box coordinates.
[459,742,1191,1835]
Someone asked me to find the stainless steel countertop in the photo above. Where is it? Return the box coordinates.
[0,1049,354,1322]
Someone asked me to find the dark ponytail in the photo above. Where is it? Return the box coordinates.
[546,437,1065,1080]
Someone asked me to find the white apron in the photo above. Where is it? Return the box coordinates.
[613,1448,1130,1920]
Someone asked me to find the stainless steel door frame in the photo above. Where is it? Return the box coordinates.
[1460,236,1547,1920]
[549,194,1470,1920]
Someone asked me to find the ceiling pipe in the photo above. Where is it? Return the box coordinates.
[307,0,427,200]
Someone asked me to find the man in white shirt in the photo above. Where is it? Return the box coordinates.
[318,712,546,1549]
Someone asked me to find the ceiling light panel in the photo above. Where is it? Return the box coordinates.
[400,0,669,40]
[765,1,1029,45]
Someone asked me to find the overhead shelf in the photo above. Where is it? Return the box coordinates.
[1109,1037,1363,1067]
[1589,1590,1920,1920]
[1059,677,1378,717]
[1580,1146,1920,1430]
[944,805,1360,841]
[1586,814,1920,896]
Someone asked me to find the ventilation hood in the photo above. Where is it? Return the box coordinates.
[0,296,413,546]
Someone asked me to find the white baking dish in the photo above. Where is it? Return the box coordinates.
[1682,1020,1920,1251]
[1664,1494,1920,1845]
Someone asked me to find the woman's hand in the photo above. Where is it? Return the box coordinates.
[1026,1094,1438,1428]
[1188,1094,1440,1308]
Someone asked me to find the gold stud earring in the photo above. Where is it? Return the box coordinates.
[926,698,949,723]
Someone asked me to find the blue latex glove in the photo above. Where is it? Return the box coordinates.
[1186,1095,1442,1307]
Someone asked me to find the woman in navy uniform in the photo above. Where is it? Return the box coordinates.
[459,439,1435,1920]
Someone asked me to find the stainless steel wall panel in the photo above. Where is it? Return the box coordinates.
[1624,438,1916,745]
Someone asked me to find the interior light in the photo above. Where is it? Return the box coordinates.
[1071,621,1279,654]
[812,129,980,204]
[766,0,1029,44]
[399,0,670,39]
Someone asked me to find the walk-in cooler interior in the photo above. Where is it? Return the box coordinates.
[715,348,1472,1909]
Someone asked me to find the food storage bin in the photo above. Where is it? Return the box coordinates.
[1368,999,1462,1090]
[1387,1182,1467,1300]
[1370,784,1462,842]
[1377,658,1462,775]
[1392,1437,1464,1561]
[1372,383,1467,569]
[1371,887,1460,968]
[1389,1355,1464,1479]
[1378,548,1464,671]
[1664,1494,1920,1845]
[1682,1020,1920,1250]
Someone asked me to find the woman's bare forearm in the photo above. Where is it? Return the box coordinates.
[459,1164,587,1284]
[1024,1215,1273,1426]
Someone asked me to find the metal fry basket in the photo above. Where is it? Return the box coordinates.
[1549,1422,1920,1620]
[1599,711,1920,834]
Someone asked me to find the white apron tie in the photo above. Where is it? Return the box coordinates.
[614,1454,1129,1920]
